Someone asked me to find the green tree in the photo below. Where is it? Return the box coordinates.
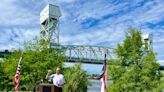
[1,38,66,91]
[63,64,89,92]
[0,50,21,91]
[108,28,162,92]
[1,37,89,91]
[0,61,5,90]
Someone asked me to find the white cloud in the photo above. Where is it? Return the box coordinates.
[158,60,164,62]
[0,0,40,26]
[60,24,125,48]
[46,0,75,5]
[134,2,164,24]
[57,0,75,3]
[59,0,164,60]
[0,0,41,50]
[0,27,39,50]
[0,0,164,60]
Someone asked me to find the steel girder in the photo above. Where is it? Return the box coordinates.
[61,45,115,64]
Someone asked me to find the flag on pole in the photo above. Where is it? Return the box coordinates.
[14,56,22,92]
[99,53,107,92]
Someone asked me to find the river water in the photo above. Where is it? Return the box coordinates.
[88,79,110,92]
[64,62,103,74]
[88,79,101,92]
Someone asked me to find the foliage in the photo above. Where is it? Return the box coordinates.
[1,38,66,91]
[0,61,5,90]
[63,64,89,92]
[0,50,21,91]
[107,27,162,92]
[0,37,89,91]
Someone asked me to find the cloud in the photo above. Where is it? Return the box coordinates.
[0,0,42,50]
[0,0,163,60]
[59,0,164,60]
[0,0,41,26]
[60,23,125,48]
[0,27,39,50]
[45,0,75,5]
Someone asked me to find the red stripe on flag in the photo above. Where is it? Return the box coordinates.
[103,65,107,92]
[14,63,21,91]
[101,58,107,92]
[100,53,107,92]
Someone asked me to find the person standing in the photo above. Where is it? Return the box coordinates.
[45,68,65,92]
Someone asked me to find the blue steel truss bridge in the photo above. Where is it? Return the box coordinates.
[0,45,115,64]
[61,45,115,64]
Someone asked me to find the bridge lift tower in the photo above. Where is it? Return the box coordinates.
[40,4,61,46]
[142,33,153,50]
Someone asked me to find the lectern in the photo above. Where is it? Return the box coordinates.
[39,84,60,92]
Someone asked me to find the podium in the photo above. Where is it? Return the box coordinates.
[39,84,61,92]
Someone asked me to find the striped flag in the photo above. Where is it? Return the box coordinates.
[100,53,107,92]
[14,56,22,92]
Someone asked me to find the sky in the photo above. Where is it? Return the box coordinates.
[0,0,164,63]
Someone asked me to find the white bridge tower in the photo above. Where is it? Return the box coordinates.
[40,4,61,46]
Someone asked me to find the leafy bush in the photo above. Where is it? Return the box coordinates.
[63,64,89,92]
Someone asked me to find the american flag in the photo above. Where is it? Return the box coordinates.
[99,53,107,92]
[14,56,22,92]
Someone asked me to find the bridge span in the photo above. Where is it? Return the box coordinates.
[0,45,115,64]
[62,45,115,64]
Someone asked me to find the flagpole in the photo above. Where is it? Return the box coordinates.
[104,49,107,92]
[18,52,23,65]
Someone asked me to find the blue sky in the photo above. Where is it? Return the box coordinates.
[0,0,164,62]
